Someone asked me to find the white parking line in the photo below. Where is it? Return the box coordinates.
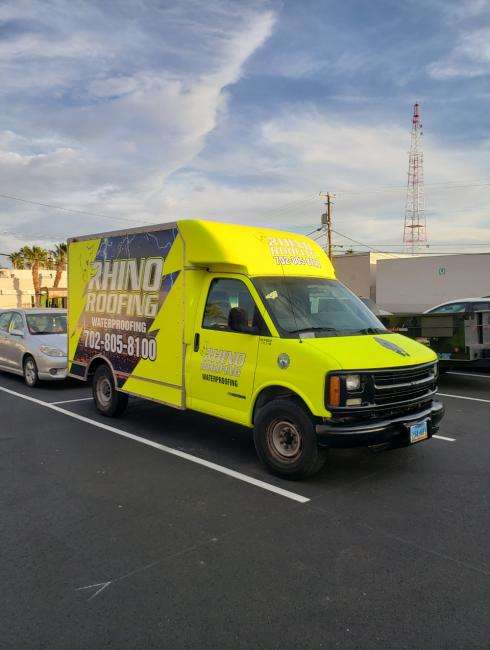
[433,434,456,442]
[446,371,490,380]
[438,392,490,404]
[50,397,93,405]
[0,385,309,504]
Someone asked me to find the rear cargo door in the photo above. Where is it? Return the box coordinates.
[187,275,262,425]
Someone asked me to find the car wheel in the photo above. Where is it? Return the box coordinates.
[253,399,327,480]
[92,364,128,417]
[23,355,39,387]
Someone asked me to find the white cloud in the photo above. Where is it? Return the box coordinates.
[150,107,490,249]
[0,1,488,262]
[428,26,490,79]
[438,0,490,21]
[0,1,276,253]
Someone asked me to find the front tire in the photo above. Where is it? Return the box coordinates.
[92,364,128,417]
[23,355,39,387]
[253,399,327,480]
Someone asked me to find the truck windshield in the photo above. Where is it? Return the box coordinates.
[254,277,386,338]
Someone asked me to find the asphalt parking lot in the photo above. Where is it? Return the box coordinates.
[1,370,489,649]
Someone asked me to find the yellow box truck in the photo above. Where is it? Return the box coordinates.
[68,220,444,479]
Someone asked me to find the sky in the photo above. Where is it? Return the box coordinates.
[1,0,490,259]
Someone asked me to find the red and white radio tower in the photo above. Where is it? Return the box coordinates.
[403,102,427,253]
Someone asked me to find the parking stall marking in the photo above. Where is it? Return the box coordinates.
[0,385,309,504]
[438,392,490,404]
[432,434,456,442]
[446,372,490,380]
[50,397,94,405]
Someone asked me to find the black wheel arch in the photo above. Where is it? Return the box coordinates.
[252,385,315,424]
[22,352,36,367]
[86,356,118,386]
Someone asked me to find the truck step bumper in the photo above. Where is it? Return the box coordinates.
[316,400,445,449]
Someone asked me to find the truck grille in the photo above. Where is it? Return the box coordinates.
[372,363,437,406]
[327,361,438,422]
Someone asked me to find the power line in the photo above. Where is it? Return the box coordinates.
[333,180,490,196]
[350,242,490,247]
[305,227,322,237]
[338,248,490,255]
[0,192,140,225]
[330,228,401,258]
[257,195,319,218]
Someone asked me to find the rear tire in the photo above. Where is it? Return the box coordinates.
[92,364,128,417]
[23,355,39,387]
[253,399,327,480]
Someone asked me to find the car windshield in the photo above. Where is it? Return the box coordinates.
[254,277,386,338]
[26,313,67,335]
[427,303,467,314]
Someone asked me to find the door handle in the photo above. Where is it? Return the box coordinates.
[193,332,200,352]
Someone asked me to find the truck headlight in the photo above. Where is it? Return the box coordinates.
[326,373,365,408]
[39,346,65,357]
[345,374,361,391]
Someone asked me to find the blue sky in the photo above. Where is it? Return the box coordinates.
[1,0,489,256]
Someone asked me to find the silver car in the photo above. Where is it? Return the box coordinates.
[0,308,67,386]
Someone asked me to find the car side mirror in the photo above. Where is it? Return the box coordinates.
[10,328,24,337]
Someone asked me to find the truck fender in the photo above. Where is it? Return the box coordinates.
[86,355,119,388]
[251,382,318,426]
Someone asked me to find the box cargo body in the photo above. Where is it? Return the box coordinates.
[376,253,490,313]
[68,220,444,479]
[68,223,185,408]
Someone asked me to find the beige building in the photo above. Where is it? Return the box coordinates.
[332,252,396,300]
[0,269,67,308]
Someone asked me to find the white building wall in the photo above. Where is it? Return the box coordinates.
[376,253,490,313]
[0,269,67,308]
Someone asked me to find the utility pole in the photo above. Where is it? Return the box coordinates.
[319,192,334,259]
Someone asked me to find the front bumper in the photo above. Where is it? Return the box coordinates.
[37,355,68,381]
[316,400,445,448]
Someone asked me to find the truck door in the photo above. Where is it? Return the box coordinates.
[187,276,267,425]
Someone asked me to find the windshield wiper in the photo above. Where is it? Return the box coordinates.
[289,326,338,334]
[355,327,386,334]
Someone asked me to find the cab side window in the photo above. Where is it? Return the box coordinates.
[0,312,12,332]
[9,313,24,333]
[203,278,268,335]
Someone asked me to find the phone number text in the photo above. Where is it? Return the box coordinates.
[83,330,157,361]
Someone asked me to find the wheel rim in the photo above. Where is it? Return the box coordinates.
[25,359,36,384]
[96,376,112,407]
[266,418,303,462]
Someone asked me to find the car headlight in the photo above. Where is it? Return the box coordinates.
[39,346,65,357]
[345,374,361,391]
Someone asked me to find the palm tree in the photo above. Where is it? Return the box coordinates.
[20,246,48,306]
[8,251,25,269]
[51,243,68,288]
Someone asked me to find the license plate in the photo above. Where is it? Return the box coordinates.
[409,420,428,444]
